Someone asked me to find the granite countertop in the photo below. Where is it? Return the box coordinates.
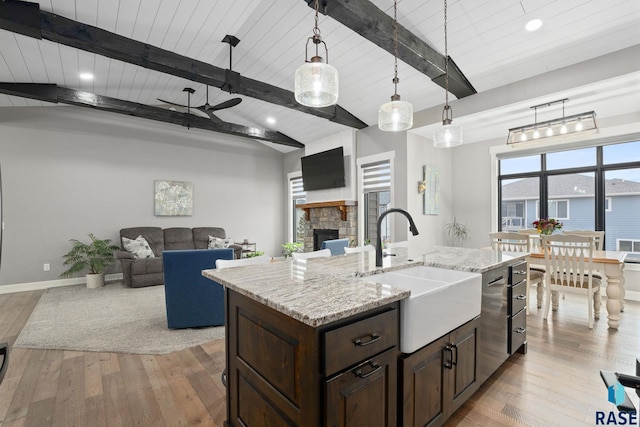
[203,246,527,327]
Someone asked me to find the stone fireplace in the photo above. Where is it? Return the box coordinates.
[296,201,357,252]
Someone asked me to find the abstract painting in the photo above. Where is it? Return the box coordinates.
[154,180,193,216]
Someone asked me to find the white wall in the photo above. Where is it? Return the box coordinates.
[0,107,286,287]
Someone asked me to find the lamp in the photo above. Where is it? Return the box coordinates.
[294,0,338,108]
[378,0,413,132]
[507,99,598,144]
[433,0,462,148]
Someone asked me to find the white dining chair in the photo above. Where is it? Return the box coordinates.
[215,255,270,269]
[291,249,332,260]
[559,231,605,301]
[344,245,375,254]
[489,232,545,312]
[517,229,542,250]
[540,234,601,328]
[562,230,604,250]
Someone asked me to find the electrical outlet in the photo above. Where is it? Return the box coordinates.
[43,263,50,272]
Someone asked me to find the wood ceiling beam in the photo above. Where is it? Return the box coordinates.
[0,83,304,148]
[307,0,476,99]
[0,0,366,130]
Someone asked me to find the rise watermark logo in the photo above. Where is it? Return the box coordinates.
[594,380,638,425]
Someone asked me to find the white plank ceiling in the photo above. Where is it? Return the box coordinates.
[1,0,639,151]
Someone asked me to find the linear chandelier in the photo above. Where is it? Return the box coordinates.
[507,99,598,145]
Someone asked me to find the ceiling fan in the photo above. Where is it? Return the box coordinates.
[158,86,241,123]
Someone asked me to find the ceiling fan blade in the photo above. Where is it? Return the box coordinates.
[157,98,189,108]
[196,107,225,123]
[206,97,242,111]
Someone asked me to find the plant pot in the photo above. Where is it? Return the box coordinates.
[86,273,105,289]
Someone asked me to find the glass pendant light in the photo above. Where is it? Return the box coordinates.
[434,0,462,148]
[378,0,413,132]
[294,0,338,108]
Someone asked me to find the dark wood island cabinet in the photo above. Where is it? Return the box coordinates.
[203,246,529,427]
[225,289,400,427]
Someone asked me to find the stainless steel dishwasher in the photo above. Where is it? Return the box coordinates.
[478,265,509,384]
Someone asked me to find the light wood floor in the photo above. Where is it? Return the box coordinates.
[0,289,638,427]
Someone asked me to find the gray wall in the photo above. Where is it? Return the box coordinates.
[357,127,410,242]
[0,107,285,286]
[450,138,497,249]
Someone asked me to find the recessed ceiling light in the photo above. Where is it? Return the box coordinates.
[266,117,276,125]
[79,72,94,81]
[525,19,543,32]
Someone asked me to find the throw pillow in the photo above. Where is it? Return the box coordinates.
[208,236,232,249]
[122,235,155,259]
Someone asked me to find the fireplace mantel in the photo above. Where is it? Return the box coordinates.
[296,200,357,221]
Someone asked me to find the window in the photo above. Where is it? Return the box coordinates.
[547,200,569,220]
[498,141,640,262]
[546,147,595,170]
[604,167,640,254]
[358,155,393,246]
[290,176,306,243]
[500,177,539,230]
[501,201,525,230]
[617,239,640,253]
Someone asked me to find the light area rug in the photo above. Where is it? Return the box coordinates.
[14,282,224,355]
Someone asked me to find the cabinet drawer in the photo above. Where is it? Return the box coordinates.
[324,309,398,377]
[509,261,528,286]
[509,280,527,315]
[482,265,507,287]
[508,308,527,354]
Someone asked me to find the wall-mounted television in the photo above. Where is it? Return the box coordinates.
[301,147,346,191]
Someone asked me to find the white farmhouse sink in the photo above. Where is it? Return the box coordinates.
[371,266,481,354]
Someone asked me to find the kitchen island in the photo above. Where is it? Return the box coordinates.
[204,246,527,427]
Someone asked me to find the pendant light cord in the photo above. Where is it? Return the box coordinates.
[313,0,321,57]
[444,0,449,107]
[393,0,399,96]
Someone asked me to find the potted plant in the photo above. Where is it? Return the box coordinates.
[281,242,303,259]
[444,218,470,247]
[60,233,120,288]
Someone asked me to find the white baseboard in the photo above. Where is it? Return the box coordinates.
[0,273,124,294]
[624,290,640,302]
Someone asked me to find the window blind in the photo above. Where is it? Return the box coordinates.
[362,160,391,193]
[291,176,306,199]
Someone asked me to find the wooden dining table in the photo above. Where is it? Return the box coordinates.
[528,249,628,329]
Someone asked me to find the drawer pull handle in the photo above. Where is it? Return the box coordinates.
[354,333,380,347]
[451,343,458,366]
[515,295,527,301]
[514,327,526,334]
[354,362,381,379]
[487,276,503,286]
[443,344,453,369]
[514,270,527,275]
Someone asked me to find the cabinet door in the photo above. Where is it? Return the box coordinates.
[325,348,397,427]
[400,336,448,427]
[446,317,480,417]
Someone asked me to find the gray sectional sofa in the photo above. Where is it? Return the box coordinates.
[116,227,241,288]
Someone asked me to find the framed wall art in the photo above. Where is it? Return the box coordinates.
[154,180,193,216]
